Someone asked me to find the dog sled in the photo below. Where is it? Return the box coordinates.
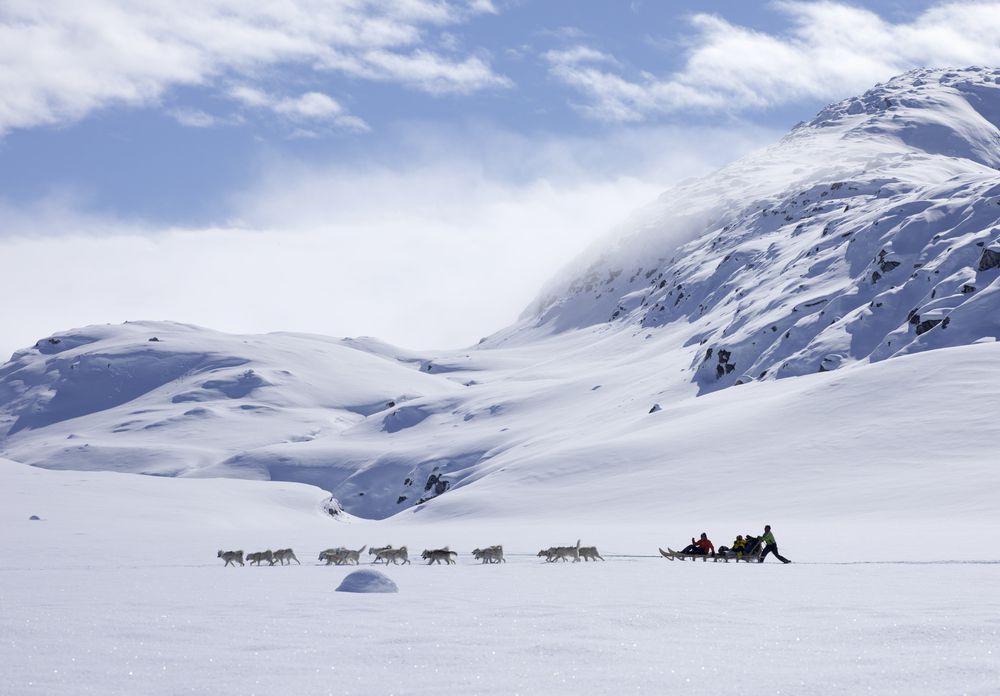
[658,545,763,563]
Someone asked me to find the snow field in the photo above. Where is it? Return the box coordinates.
[2,458,998,695]
[3,554,998,695]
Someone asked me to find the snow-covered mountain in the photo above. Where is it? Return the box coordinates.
[2,67,999,523]
[516,67,1000,392]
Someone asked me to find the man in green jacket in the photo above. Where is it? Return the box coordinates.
[757,525,791,563]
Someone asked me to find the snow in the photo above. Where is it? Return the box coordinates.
[336,569,399,593]
[3,67,1000,693]
[2,457,998,695]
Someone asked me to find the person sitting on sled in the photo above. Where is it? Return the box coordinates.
[681,532,715,555]
[717,535,744,556]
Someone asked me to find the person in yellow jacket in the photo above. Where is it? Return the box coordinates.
[757,525,791,563]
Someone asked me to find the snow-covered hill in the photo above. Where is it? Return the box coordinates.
[2,68,999,528]
[518,67,1000,392]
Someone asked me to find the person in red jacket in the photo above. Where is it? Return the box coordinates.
[681,532,715,556]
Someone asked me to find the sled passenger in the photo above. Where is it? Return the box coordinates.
[681,532,715,556]
[757,524,791,564]
[717,535,743,556]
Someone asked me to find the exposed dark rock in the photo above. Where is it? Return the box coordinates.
[29,515,40,521]
[648,404,662,414]
[396,496,407,505]
[148,337,160,342]
[978,247,1000,272]
[915,319,942,335]
[424,473,451,496]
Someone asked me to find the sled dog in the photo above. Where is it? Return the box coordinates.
[369,545,393,564]
[539,540,581,562]
[319,548,343,565]
[383,546,410,565]
[247,550,275,566]
[473,545,505,563]
[273,548,301,565]
[217,549,244,567]
[579,546,604,561]
[422,547,458,565]
[330,544,366,565]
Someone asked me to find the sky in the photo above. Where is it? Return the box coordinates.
[2,0,1000,360]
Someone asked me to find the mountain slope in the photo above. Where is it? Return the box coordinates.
[2,68,999,523]
[515,67,1000,392]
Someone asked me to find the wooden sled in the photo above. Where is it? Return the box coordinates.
[659,547,761,563]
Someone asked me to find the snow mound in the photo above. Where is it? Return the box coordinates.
[336,569,398,593]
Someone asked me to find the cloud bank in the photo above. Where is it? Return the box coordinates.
[0,124,775,360]
[0,0,506,134]
[547,1,1000,121]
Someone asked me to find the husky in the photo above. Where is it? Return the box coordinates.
[473,545,505,563]
[247,550,275,566]
[336,544,367,565]
[540,540,581,562]
[579,546,604,561]
[319,548,343,565]
[273,548,301,565]
[369,545,393,564]
[422,547,458,565]
[217,549,244,567]
[384,546,411,565]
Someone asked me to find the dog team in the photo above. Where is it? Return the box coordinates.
[217,541,602,566]
[536,539,605,562]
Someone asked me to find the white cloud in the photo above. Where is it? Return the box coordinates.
[0,124,777,360]
[0,0,507,134]
[227,86,369,131]
[546,1,1000,121]
[169,108,219,128]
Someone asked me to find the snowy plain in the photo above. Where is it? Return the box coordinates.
[2,456,999,696]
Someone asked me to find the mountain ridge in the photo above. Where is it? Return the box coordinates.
[2,67,999,518]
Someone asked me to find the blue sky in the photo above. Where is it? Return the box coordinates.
[1,0,998,359]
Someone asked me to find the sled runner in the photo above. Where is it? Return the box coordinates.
[659,546,763,563]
